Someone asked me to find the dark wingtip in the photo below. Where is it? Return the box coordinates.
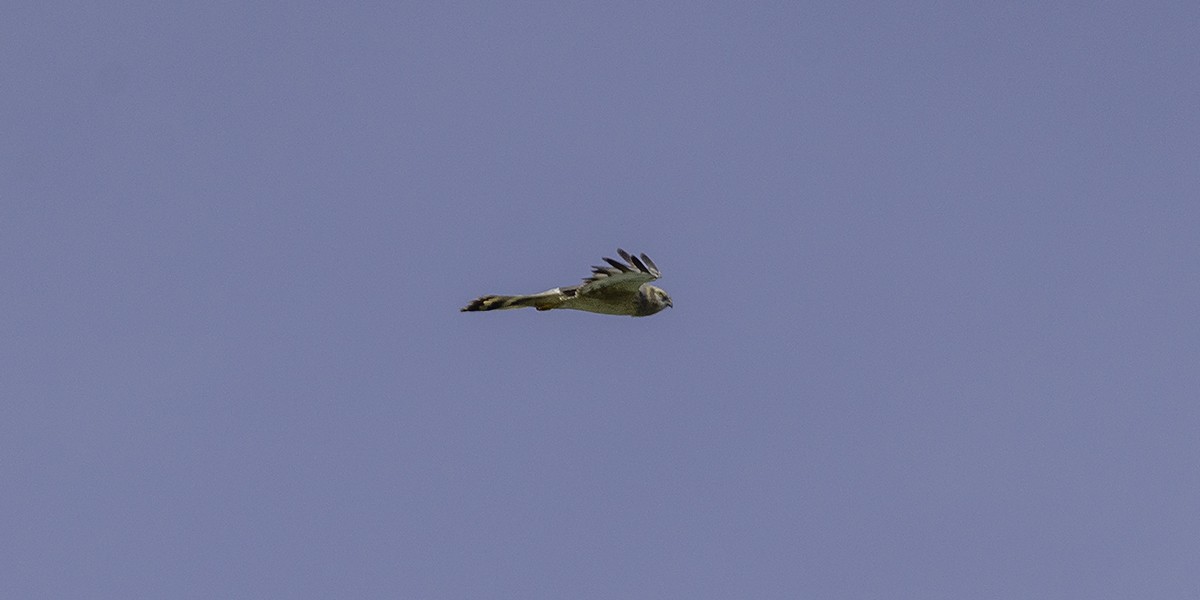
[461,296,490,312]
[627,253,648,273]
[640,253,659,274]
[603,257,630,271]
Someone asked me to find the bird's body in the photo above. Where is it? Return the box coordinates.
[461,249,672,317]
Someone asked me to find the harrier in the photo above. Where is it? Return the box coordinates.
[461,248,672,317]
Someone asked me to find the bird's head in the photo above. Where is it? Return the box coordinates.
[639,285,673,315]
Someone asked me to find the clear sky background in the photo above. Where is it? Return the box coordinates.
[3,2,1198,598]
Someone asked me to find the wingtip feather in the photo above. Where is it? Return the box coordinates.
[603,257,631,271]
[640,253,659,274]
[627,253,649,273]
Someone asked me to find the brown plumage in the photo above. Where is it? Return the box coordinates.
[461,248,672,317]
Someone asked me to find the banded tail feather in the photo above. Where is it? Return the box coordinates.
[460,289,571,312]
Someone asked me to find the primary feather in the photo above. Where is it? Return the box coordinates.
[461,248,672,317]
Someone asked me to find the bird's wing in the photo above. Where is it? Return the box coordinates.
[577,249,661,295]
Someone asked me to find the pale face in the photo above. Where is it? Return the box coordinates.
[656,288,673,308]
[645,285,673,310]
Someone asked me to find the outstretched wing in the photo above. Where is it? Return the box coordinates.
[577,248,661,295]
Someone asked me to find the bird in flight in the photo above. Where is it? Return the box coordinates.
[461,248,672,317]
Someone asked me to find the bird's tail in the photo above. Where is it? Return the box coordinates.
[460,289,566,312]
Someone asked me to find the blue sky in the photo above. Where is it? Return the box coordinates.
[3,2,1198,598]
